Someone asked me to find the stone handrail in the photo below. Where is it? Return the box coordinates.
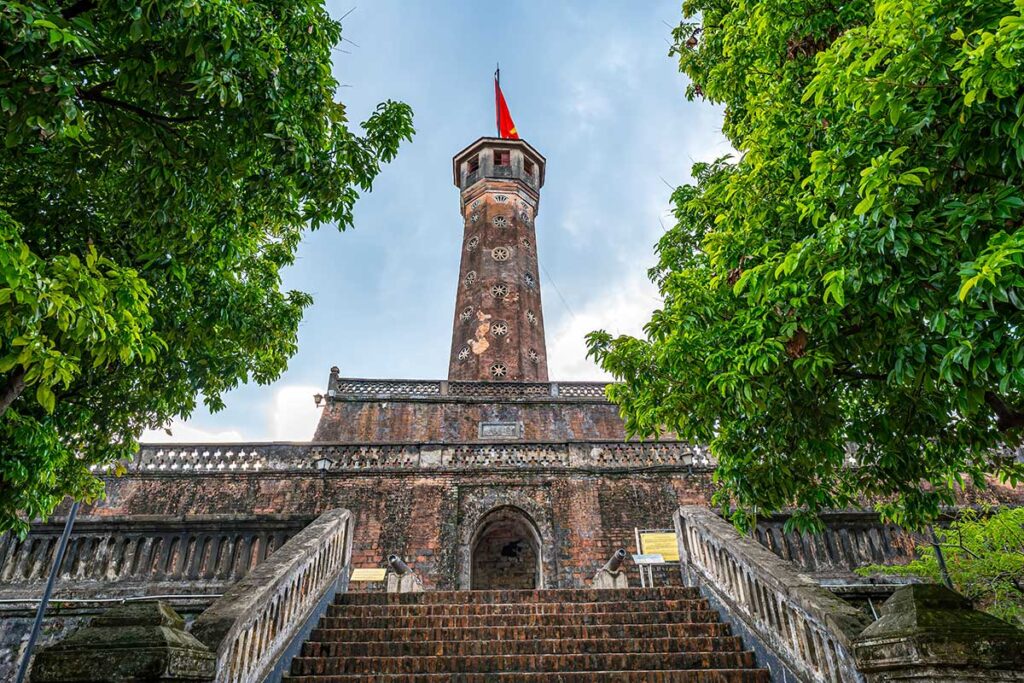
[675,506,870,683]
[752,512,919,577]
[328,377,612,401]
[0,516,308,601]
[191,508,353,683]
[129,441,715,473]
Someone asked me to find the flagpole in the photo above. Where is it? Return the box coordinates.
[495,64,500,137]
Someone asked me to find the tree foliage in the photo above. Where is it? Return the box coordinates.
[587,0,1024,530]
[859,507,1024,626]
[0,0,413,534]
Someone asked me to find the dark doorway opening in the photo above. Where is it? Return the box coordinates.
[470,506,542,590]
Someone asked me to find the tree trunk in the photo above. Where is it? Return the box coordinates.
[0,366,27,417]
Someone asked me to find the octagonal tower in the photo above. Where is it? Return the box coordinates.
[448,137,548,382]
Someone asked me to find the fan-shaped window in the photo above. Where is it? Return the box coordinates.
[494,194,509,202]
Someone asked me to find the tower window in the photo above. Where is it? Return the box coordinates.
[490,362,508,379]
[524,159,534,176]
[467,155,480,174]
[494,149,511,167]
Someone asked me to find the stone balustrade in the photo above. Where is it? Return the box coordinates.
[129,441,714,473]
[191,508,353,683]
[0,516,307,601]
[328,377,610,401]
[675,506,871,682]
[753,512,918,577]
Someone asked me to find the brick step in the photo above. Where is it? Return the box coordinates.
[309,621,733,643]
[289,651,759,675]
[328,598,710,617]
[302,635,745,658]
[318,609,723,630]
[284,670,771,683]
[336,587,699,605]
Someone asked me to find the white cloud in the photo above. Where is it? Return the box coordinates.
[139,383,323,444]
[268,384,323,441]
[141,420,245,443]
[547,270,661,380]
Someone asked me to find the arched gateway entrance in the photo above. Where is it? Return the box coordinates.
[469,506,543,590]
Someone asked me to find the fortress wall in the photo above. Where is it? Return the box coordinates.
[76,469,716,591]
[312,399,629,443]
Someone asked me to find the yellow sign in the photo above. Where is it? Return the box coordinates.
[350,568,387,582]
[640,533,679,562]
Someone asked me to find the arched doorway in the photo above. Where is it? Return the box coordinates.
[470,506,543,590]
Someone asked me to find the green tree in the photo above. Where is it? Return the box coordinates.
[0,1,413,534]
[859,507,1024,626]
[587,0,1024,530]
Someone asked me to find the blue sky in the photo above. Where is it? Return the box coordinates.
[144,1,729,443]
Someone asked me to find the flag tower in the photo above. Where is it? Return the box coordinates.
[447,76,547,381]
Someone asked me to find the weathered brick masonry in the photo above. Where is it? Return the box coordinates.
[86,463,716,590]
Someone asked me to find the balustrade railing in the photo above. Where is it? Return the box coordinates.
[0,517,307,601]
[129,441,713,473]
[191,508,353,683]
[327,377,611,401]
[675,506,870,683]
[753,513,918,576]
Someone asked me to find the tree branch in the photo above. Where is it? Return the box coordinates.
[984,391,1024,431]
[0,366,26,417]
[77,89,201,125]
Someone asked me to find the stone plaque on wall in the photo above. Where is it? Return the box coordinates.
[479,422,522,439]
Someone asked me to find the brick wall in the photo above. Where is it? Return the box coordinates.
[81,469,715,590]
[312,399,628,442]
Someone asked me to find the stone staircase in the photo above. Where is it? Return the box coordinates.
[284,587,770,681]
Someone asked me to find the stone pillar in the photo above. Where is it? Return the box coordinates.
[30,601,215,682]
[852,584,1024,681]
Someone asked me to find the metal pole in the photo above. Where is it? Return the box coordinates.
[15,500,79,683]
[928,524,954,590]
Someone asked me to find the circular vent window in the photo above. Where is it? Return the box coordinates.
[460,306,474,322]
[491,321,508,337]
[491,284,509,298]
[467,236,479,250]
[490,362,508,378]
[528,349,539,362]
[471,212,480,223]
[527,310,537,325]
[493,215,508,228]
[458,346,470,361]
[491,247,510,261]
[524,273,535,289]
[465,271,477,286]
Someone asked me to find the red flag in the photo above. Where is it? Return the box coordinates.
[495,72,519,139]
